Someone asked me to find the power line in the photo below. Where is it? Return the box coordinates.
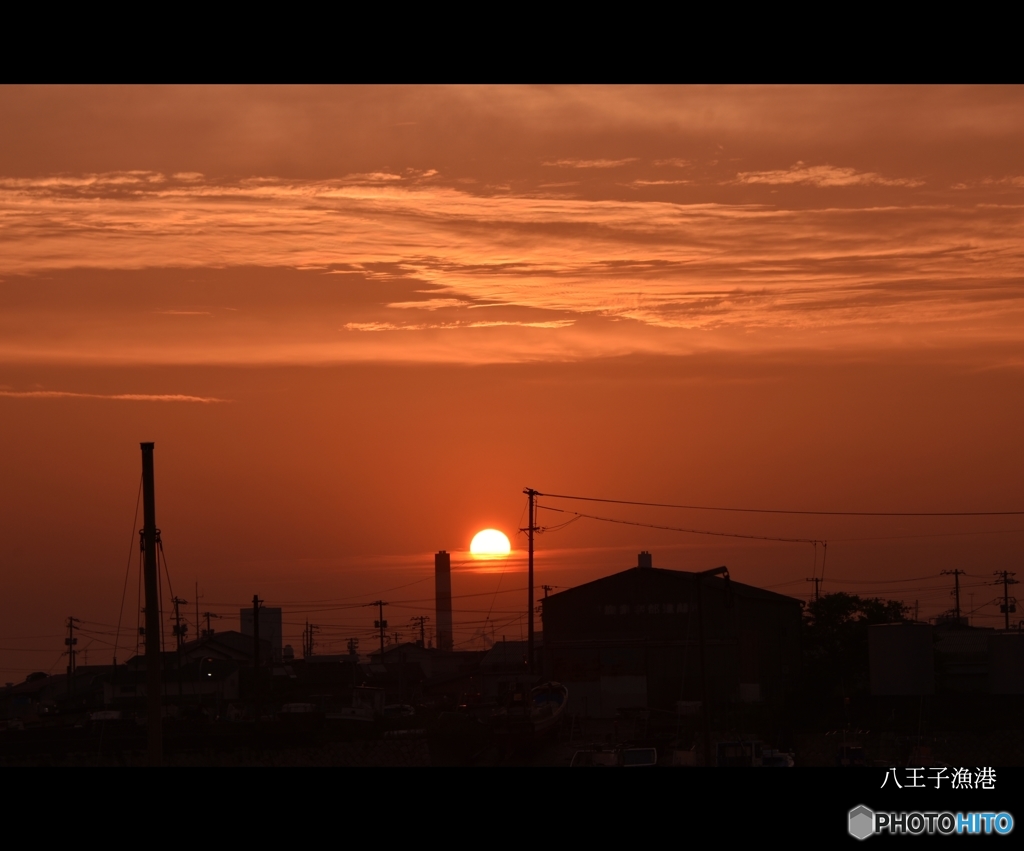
[537,503,825,546]
[830,528,1024,542]
[113,473,142,668]
[538,490,1024,517]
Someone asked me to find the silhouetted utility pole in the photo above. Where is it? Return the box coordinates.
[941,570,966,622]
[140,442,162,766]
[302,621,319,659]
[523,488,539,673]
[995,571,1018,630]
[171,596,188,701]
[391,631,402,646]
[347,637,359,657]
[411,615,429,647]
[65,617,79,694]
[172,597,188,650]
[372,601,388,660]
[252,594,262,718]
[806,577,821,602]
[201,611,220,638]
[541,585,554,598]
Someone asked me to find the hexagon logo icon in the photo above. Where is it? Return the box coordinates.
[848,805,875,841]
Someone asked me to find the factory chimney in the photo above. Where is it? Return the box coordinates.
[435,551,454,652]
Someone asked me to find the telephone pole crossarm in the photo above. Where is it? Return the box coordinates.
[941,569,966,623]
[995,571,1018,630]
[371,601,388,661]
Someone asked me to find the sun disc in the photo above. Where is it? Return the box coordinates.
[470,528,511,558]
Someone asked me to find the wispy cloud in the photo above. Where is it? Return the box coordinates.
[3,170,1024,363]
[952,176,1024,190]
[542,158,637,169]
[0,390,229,402]
[343,322,426,332]
[735,162,924,188]
[387,298,476,310]
[465,320,574,328]
[342,320,575,331]
[628,179,691,187]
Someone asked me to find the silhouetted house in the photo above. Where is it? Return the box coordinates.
[366,643,487,704]
[179,630,271,667]
[415,649,490,708]
[1,667,128,719]
[370,643,482,680]
[108,654,239,707]
[541,552,802,718]
[481,639,529,673]
[476,638,538,700]
[1,672,65,721]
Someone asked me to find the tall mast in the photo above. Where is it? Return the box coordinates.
[140,442,162,766]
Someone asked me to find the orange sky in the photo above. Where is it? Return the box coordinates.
[2,86,1024,680]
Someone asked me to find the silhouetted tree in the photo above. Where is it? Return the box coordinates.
[803,592,909,698]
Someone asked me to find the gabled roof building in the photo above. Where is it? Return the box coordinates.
[541,552,803,718]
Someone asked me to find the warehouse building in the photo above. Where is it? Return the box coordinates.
[541,552,803,717]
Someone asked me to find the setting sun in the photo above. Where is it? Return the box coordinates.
[470,528,511,558]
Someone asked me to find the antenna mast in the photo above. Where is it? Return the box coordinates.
[140,442,162,766]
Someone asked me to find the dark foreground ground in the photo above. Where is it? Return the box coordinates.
[4,717,1024,767]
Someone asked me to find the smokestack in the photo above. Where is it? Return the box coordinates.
[638,551,653,568]
[435,551,453,652]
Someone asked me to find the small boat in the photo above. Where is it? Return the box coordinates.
[529,682,568,735]
[486,681,568,738]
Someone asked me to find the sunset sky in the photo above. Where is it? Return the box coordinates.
[2,86,1024,680]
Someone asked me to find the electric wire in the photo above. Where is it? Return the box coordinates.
[537,503,826,546]
[537,490,1024,517]
[113,474,142,669]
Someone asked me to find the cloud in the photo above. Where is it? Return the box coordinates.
[628,179,691,187]
[542,158,637,169]
[953,176,1024,190]
[0,390,229,402]
[342,319,575,331]
[386,298,475,310]
[3,171,1024,363]
[343,322,426,332]
[157,310,212,315]
[735,162,924,188]
[654,158,691,168]
[465,320,575,328]
[344,172,403,182]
